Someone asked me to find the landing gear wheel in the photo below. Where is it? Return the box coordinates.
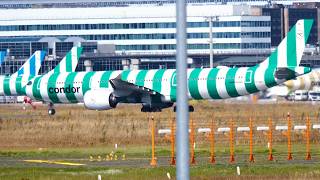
[48,109,56,115]
[48,103,55,115]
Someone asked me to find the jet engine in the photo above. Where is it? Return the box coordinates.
[83,89,118,110]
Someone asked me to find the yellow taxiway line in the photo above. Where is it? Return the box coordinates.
[23,160,85,166]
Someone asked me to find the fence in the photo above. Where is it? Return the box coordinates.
[149,112,320,166]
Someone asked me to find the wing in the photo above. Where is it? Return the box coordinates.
[109,74,157,96]
[107,74,173,111]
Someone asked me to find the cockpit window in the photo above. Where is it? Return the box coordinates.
[27,81,32,86]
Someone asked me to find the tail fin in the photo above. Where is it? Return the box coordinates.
[260,19,313,68]
[13,50,46,77]
[49,46,83,74]
[0,51,6,66]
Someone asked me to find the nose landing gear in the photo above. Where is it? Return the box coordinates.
[48,103,56,115]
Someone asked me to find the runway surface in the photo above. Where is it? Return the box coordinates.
[1,155,319,169]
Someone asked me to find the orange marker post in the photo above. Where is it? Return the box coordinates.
[190,118,196,164]
[268,118,274,161]
[249,118,255,162]
[150,116,157,166]
[170,117,176,165]
[305,116,311,160]
[229,120,235,163]
[287,113,293,161]
[210,119,215,164]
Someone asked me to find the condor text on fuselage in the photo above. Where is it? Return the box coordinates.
[48,85,80,94]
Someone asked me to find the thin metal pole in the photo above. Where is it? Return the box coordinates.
[176,0,189,179]
[209,17,213,68]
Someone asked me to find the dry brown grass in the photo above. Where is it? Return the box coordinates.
[0,100,319,148]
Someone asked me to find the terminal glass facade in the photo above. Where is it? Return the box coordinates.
[0,16,271,56]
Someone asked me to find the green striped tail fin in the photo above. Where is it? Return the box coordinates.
[260,19,313,68]
[51,46,83,74]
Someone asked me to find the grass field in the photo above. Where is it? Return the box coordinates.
[2,163,320,180]
[1,101,320,179]
[0,101,320,147]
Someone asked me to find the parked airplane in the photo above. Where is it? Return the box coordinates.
[284,68,320,91]
[0,51,46,96]
[24,19,313,115]
[0,47,82,108]
[0,51,6,66]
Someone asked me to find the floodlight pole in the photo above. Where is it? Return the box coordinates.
[176,0,189,179]
[209,17,213,68]
[206,16,218,68]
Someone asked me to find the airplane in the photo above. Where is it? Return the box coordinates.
[0,46,82,108]
[266,68,320,98]
[284,68,320,91]
[0,51,46,96]
[24,19,313,115]
[0,51,6,66]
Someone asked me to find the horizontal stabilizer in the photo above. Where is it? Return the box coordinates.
[275,66,311,79]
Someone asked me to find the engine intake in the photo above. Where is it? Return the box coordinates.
[83,89,117,110]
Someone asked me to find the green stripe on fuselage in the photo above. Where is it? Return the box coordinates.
[82,71,95,95]
[207,68,221,99]
[169,71,176,102]
[3,77,11,95]
[135,70,148,87]
[225,68,240,97]
[245,66,259,94]
[152,69,165,93]
[100,71,112,88]
[15,76,22,95]
[65,72,78,103]
[32,76,42,100]
[188,68,202,99]
[121,70,130,81]
[47,73,61,103]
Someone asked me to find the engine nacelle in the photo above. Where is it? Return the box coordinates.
[83,89,117,110]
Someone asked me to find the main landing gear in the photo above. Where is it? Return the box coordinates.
[141,106,162,112]
[48,103,56,115]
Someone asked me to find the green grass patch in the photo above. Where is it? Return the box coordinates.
[2,164,320,180]
[1,143,320,160]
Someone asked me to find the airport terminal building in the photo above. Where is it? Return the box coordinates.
[0,4,272,74]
